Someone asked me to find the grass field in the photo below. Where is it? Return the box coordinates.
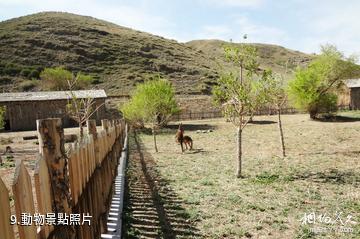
[123,113,360,238]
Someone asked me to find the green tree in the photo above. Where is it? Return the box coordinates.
[288,45,358,119]
[40,67,93,91]
[121,77,179,152]
[213,44,274,178]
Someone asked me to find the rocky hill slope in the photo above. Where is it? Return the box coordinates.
[0,12,313,95]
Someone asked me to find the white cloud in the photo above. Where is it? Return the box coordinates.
[198,25,233,40]
[198,0,264,8]
[0,0,176,39]
[234,16,288,44]
[295,1,360,56]
[197,15,288,46]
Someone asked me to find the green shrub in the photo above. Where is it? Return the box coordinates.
[40,67,73,90]
[28,69,40,79]
[3,63,21,76]
[20,68,31,77]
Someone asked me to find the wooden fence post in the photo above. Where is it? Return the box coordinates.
[37,118,75,239]
[0,177,15,239]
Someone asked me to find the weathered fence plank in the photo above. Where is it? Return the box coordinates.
[68,146,79,205]
[34,156,54,239]
[12,161,37,239]
[0,177,15,239]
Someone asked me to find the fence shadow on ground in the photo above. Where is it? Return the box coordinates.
[316,115,360,123]
[122,132,202,238]
[291,169,360,185]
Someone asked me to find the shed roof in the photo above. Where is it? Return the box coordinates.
[345,79,360,88]
[0,90,107,102]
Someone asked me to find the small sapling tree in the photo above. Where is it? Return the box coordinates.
[66,74,103,140]
[268,72,288,158]
[121,77,179,152]
[213,44,274,178]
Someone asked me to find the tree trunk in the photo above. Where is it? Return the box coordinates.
[240,64,243,85]
[277,108,286,158]
[152,126,158,152]
[309,107,318,120]
[236,126,242,178]
[79,124,84,141]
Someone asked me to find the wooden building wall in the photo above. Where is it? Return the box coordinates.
[350,88,360,109]
[0,98,106,131]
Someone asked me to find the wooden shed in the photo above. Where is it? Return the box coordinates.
[346,79,360,110]
[0,90,107,131]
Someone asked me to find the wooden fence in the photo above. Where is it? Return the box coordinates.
[171,107,301,121]
[0,118,126,239]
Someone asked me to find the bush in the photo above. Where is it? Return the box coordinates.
[75,72,93,89]
[3,63,21,76]
[20,68,31,77]
[40,67,73,90]
[28,69,40,79]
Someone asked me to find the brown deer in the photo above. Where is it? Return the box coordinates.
[175,123,193,152]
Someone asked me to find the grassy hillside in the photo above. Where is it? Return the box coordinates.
[0,12,313,95]
[187,40,314,78]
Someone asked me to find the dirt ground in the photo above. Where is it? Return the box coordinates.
[122,113,360,239]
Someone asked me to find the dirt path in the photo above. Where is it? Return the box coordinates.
[122,132,201,239]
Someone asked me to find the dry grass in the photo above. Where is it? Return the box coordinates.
[124,113,360,238]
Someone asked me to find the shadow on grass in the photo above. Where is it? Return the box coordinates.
[165,123,217,131]
[122,132,202,239]
[315,115,360,123]
[291,169,360,185]
[248,120,277,125]
[185,148,207,154]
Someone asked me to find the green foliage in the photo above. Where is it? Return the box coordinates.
[28,69,40,79]
[20,68,31,77]
[287,44,354,119]
[0,61,41,82]
[224,44,259,78]
[74,72,93,89]
[267,72,288,107]
[213,44,274,127]
[40,67,73,90]
[121,77,179,127]
[40,67,93,91]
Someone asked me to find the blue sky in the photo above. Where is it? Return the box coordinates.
[0,0,359,56]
